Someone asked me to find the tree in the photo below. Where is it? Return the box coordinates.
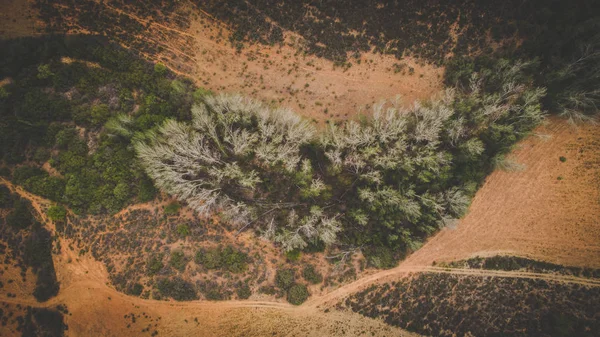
[47,205,67,222]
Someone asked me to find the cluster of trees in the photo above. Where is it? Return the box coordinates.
[136,57,546,266]
[0,35,204,214]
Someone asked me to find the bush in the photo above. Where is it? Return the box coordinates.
[137,177,157,202]
[169,251,188,272]
[559,156,567,162]
[176,224,190,237]
[285,250,301,262]
[198,280,230,300]
[47,205,67,222]
[164,201,180,215]
[128,283,144,296]
[236,283,252,299]
[0,185,12,207]
[195,246,248,273]
[146,254,164,275]
[275,269,295,290]
[286,284,309,305]
[364,247,397,269]
[6,197,39,230]
[302,265,323,284]
[154,63,167,76]
[156,277,198,301]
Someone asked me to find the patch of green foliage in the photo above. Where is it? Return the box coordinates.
[286,284,309,305]
[302,265,323,284]
[164,201,181,216]
[195,245,248,273]
[236,283,252,299]
[128,283,144,296]
[275,269,295,290]
[156,277,198,301]
[47,205,67,222]
[0,35,203,214]
[146,254,164,275]
[169,251,188,272]
[176,224,190,237]
[285,249,301,262]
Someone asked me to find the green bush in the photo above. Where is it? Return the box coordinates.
[137,177,157,202]
[156,277,198,301]
[559,156,567,162]
[302,265,323,284]
[285,250,301,262]
[129,283,144,296]
[236,283,252,299]
[195,246,248,273]
[0,185,12,208]
[364,247,397,269]
[176,224,190,237]
[275,269,295,290]
[286,284,309,305]
[146,254,164,275]
[47,205,67,222]
[154,63,167,76]
[6,197,39,230]
[164,201,181,216]
[169,251,188,272]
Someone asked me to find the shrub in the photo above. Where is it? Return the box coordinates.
[195,246,248,273]
[154,63,167,76]
[559,156,567,162]
[275,269,295,290]
[169,251,188,272]
[137,177,157,202]
[47,205,67,222]
[146,254,164,275]
[156,277,198,301]
[302,265,323,284]
[176,224,190,237]
[364,247,397,269]
[198,281,230,300]
[285,250,301,262]
[0,185,12,207]
[236,283,252,299]
[164,201,180,216]
[129,283,144,296]
[286,284,309,305]
[195,248,222,269]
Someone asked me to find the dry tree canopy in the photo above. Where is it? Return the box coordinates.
[135,59,546,259]
[134,94,341,250]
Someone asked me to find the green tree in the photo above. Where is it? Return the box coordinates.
[47,205,67,222]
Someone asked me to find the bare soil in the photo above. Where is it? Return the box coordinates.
[0,0,39,38]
